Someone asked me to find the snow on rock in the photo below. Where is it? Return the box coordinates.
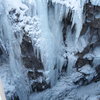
[75,81,100,100]
[93,46,100,57]
[29,76,76,100]
[71,72,84,83]
[78,65,96,82]
[78,65,95,75]
[83,53,95,60]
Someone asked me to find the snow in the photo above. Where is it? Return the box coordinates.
[71,72,84,83]
[78,65,96,81]
[29,76,76,100]
[0,64,15,97]
[67,52,77,75]
[84,53,95,60]
[76,81,100,99]
[78,65,95,75]
[29,74,100,100]
[93,47,100,57]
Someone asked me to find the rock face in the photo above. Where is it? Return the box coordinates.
[73,3,100,86]
[21,34,50,92]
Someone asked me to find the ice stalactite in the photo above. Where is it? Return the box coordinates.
[35,0,60,86]
[25,0,87,84]
[52,0,86,43]
[0,1,30,100]
[0,1,8,55]
[50,0,87,75]
[26,0,65,86]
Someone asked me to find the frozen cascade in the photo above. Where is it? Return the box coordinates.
[51,0,86,76]
[0,1,30,100]
[22,0,87,83]
[27,0,65,86]
[1,0,100,99]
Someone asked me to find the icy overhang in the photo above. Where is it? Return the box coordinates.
[90,0,100,6]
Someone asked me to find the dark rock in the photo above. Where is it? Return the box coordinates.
[90,18,100,28]
[10,93,19,100]
[21,35,44,70]
[71,72,88,86]
[62,11,72,43]
[98,29,100,39]
[94,6,100,12]
[74,77,88,86]
[80,23,88,36]
[85,3,94,22]
[21,35,33,56]
[9,8,16,15]
[32,81,50,92]
[95,65,100,74]
[93,65,100,82]
[75,58,93,69]
[20,34,51,92]
[0,48,3,56]
[28,70,43,80]
[73,65,95,85]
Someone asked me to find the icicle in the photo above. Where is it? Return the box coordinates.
[3,15,29,100]
[0,0,30,100]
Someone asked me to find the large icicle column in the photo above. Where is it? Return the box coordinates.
[0,0,30,100]
[27,0,65,86]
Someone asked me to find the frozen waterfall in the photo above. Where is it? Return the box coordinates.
[0,1,30,100]
[0,0,100,100]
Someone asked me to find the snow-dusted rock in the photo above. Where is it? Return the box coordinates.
[78,65,95,75]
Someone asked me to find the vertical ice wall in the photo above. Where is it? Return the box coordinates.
[24,0,65,86]
[35,0,63,85]
[22,0,87,84]
[0,0,30,100]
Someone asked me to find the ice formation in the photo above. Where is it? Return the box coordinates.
[0,0,100,100]
[21,0,100,85]
[0,0,30,100]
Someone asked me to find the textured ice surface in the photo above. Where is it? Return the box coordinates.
[91,0,100,6]
[0,0,100,100]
